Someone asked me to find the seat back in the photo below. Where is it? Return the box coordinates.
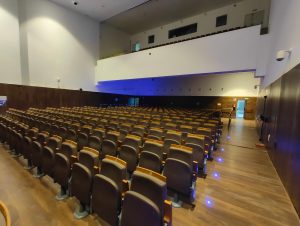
[77,132,89,151]
[163,158,192,196]
[119,145,138,172]
[92,127,105,140]
[186,134,205,147]
[121,191,161,226]
[185,143,205,168]
[143,139,163,159]
[71,163,93,205]
[88,135,101,151]
[100,156,127,192]
[81,125,92,136]
[47,135,62,151]
[139,151,162,173]
[101,140,117,159]
[66,129,77,141]
[59,140,77,160]
[169,145,193,166]
[106,131,120,143]
[123,135,142,151]
[165,130,182,143]
[131,125,145,137]
[53,153,71,188]
[78,147,99,175]
[148,127,163,140]
[131,167,167,214]
[92,175,121,226]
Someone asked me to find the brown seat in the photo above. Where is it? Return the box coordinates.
[130,168,167,216]
[122,134,142,151]
[186,143,205,173]
[66,129,77,142]
[168,145,194,167]
[163,158,196,206]
[70,162,93,219]
[139,151,162,173]
[119,145,138,173]
[53,140,77,200]
[92,127,105,140]
[121,191,161,226]
[88,135,101,152]
[92,175,121,226]
[105,131,120,143]
[101,139,118,159]
[143,139,164,159]
[148,127,163,140]
[31,131,49,177]
[77,132,89,151]
[22,127,39,169]
[41,135,62,177]
[78,147,99,176]
[131,125,145,138]
[91,157,127,226]
[99,156,127,192]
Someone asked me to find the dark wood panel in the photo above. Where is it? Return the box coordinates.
[0,83,129,112]
[257,64,300,217]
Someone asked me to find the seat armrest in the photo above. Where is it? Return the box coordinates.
[71,155,78,164]
[204,144,209,155]
[122,179,129,197]
[192,161,198,175]
[163,200,172,226]
[139,146,143,153]
[94,166,99,175]
[162,152,168,161]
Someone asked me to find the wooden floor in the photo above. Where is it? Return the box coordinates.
[0,119,299,226]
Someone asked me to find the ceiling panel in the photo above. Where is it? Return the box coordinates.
[104,0,242,34]
[49,0,150,21]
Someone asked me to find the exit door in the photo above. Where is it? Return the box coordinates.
[236,100,246,118]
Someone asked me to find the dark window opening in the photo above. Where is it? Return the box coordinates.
[216,15,227,27]
[148,35,155,44]
[168,23,197,39]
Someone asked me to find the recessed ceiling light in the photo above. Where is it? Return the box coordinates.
[72,0,78,6]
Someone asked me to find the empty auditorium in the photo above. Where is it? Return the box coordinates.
[1,0,300,225]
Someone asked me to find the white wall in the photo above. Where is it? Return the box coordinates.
[97,72,260,97]
[0,0,22,84]
[100,23,131,59]
[131,0,270,49]
[20,0,99,91]
[96,26,261,82]
[262,0,300,87]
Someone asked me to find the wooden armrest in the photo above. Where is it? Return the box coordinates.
[204,144,209,154]
[0,201,11,226]
[162,152,168,161]
[94,166,99,175]
[71,155,78,164]
[192,173,197,182]
[122,179,129,197]
[192,161,198,174]
[163,200,172,226]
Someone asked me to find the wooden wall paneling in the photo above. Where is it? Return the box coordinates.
[257,64,300,217]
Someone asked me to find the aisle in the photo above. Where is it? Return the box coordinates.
[172,119,300,226]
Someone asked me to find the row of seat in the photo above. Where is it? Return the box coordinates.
[0,117,172,226]
[7,107,223,176]
[0,106,223,225]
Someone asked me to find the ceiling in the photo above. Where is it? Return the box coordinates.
[49,0,149,21]
[104,0,243,34]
